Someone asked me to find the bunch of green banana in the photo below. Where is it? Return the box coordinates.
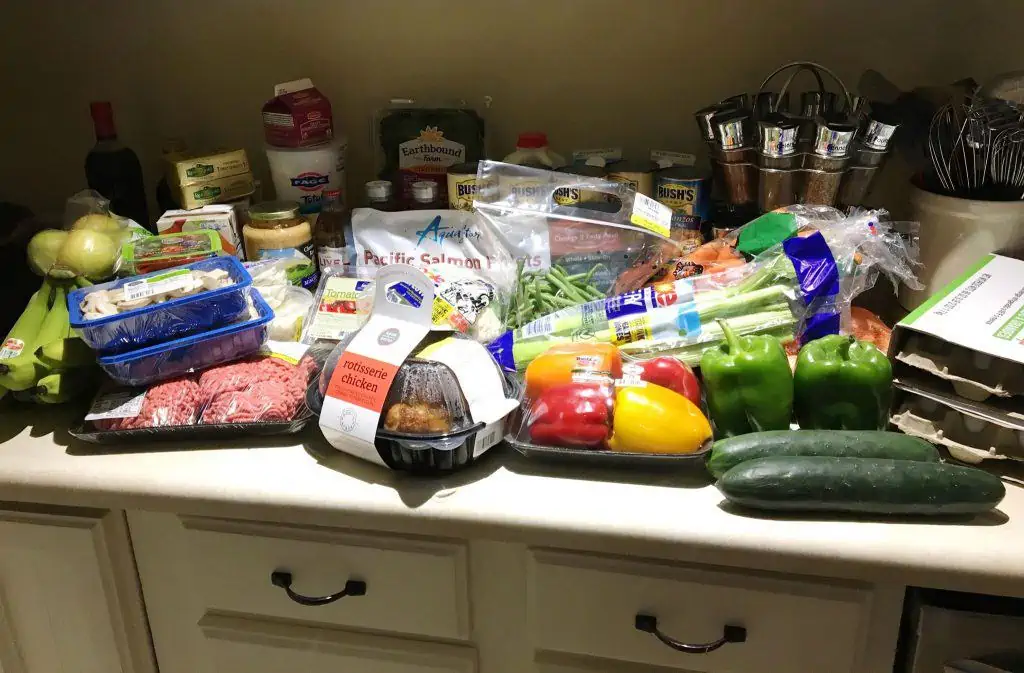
[0,278,99,404]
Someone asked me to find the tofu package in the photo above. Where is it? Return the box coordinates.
[316,265,518,469]
[889,254,1024,463]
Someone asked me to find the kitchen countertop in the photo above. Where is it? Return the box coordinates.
[1,404,1022,597]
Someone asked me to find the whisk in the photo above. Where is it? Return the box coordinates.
[928,97,1024,198]
[990,127,1024,198]
[928,103,991,196]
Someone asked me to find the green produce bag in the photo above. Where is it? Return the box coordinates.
[735,212,798,256]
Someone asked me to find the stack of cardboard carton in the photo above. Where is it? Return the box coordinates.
[889,254,1024,464]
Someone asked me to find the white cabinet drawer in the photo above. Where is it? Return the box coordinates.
[178,516,470,640]
[529,550,871,673]
[142,514,469,642]
[201,613,476,673]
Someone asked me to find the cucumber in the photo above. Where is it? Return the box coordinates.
[706,430,940,479]
[717,457,1005,515]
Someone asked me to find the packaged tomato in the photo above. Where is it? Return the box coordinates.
[122,230,224,275]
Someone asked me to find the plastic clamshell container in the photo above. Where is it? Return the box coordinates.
[308,346,518,475]
[96,290,273,386]
[122,229,224,275]
[375,370,518,474]
[69,256,253,355]
[505,434,712,468]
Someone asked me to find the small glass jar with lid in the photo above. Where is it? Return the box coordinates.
[243,200,319,289]
[711,109,756,206]
[756,113,800,212]
[799,117,858,206]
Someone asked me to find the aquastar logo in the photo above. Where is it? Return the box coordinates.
[415,215,482,246]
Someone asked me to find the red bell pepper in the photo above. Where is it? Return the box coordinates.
[527,383,613,449]
[636,357,701,407]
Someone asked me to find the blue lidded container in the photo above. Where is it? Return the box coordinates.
[69,257,252,355]
[97,290,274,387]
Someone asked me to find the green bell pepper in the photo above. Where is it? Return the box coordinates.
[794,335,893,431]
[700,319,793,437]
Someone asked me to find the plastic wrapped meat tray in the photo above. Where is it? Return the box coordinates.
[96,291,273,386]
[70,344,333,445]
[68,256,252,354]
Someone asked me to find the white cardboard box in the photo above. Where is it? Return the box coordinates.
[889,254,1024,463]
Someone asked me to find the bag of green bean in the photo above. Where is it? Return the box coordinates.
[473,161,688,330]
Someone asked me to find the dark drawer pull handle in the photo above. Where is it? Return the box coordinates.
[635,613,746,654]
[270,571,366,606]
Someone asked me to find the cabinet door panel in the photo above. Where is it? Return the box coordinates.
[0,508,154,673]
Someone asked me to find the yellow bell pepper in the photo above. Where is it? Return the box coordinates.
[608,383,712,454]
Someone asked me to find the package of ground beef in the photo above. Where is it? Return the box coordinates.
[197,356,312,424]
[90,378,202,431]
[75,343,333,443]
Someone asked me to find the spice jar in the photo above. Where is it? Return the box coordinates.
[243,200,319,289]
[721,93,750,110]
[800,117,857,206]
[696,103,733,146]
[712,110,755,206]
[753,91,790,120]
[837,116,899,207]
[757,114,800,212]
[695,103,736,200]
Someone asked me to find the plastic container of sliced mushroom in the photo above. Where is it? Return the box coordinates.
[96,289,274,386]
[68,257,253,355]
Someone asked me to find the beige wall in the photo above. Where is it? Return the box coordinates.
[0,0,1018,218]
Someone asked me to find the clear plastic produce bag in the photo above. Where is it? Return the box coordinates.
[245,258,315,341]
[27,190,134,281]
[472,161,692,331]
[488,229,843,371]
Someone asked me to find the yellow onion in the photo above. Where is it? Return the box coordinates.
[26,229,69,277]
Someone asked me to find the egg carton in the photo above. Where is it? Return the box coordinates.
[894,332,1024,402]
[891,378,1024,465]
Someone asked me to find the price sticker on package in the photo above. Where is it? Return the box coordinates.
[630,193,672,238]
[84,390,146,421]
[122,269,193,302]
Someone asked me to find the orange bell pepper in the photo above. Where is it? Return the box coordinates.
[524,342,623,401]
